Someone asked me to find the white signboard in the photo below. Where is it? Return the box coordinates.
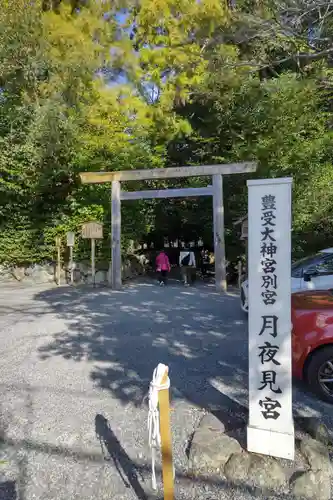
[81,222,103,239]
[247,178,294,460]
[66,231,75,247]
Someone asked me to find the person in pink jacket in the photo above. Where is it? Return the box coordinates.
[155,250,171,286]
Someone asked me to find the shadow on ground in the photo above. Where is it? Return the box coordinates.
[0,481,17,500]
[33,280,333,433]
[95,413,147,499]
[34,281,248,417]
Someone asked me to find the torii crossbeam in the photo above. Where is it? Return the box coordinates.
[80,162,257,292]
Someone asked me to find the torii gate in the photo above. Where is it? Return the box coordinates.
[80,162,257,292]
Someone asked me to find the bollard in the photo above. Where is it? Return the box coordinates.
[148,364,174,499]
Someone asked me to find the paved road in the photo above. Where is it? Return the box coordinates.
[0,280,332,500]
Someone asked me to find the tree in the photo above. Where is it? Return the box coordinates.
[1,0,333,267]
[0,0,164,263]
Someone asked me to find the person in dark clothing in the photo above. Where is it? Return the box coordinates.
[201,249,210,276]
[179,247,196,286]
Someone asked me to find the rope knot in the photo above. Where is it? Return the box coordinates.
[147,363,170,490]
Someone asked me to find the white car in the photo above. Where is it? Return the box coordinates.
[240,248,333,313]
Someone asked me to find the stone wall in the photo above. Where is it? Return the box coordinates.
[188,413,333,500]
[0,254,149,285]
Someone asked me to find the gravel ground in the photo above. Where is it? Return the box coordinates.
[0,279,332,500]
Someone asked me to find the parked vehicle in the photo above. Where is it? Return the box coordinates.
[241,248,333,313]
[292,290,333,403]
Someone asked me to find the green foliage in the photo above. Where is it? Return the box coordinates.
[0,0,165,265]
[1,0,333,267]
[191,71,333,257]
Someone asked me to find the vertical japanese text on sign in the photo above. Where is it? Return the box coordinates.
[247,178,294,460]
[259,194,281,415]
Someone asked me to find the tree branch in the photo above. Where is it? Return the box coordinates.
[222,47,333,72]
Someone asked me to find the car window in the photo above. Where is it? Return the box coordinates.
[291,254,324,278]
[315,255,333,274]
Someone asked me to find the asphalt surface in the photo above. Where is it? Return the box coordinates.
[0,279,332,500]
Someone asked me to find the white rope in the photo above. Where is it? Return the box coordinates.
[147,363,170,490]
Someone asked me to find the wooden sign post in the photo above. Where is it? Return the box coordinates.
[148,364,174,499]
[55,236,61,286]
[91,238,95,285]
[247,178,294,460]
[66,232,75,284]
[81,222,103,286]
[237,260,242,289]
[158,367,174,500]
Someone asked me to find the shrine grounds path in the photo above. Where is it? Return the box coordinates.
[0,279,332,500]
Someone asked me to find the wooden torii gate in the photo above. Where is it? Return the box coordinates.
[80,162,257,292]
